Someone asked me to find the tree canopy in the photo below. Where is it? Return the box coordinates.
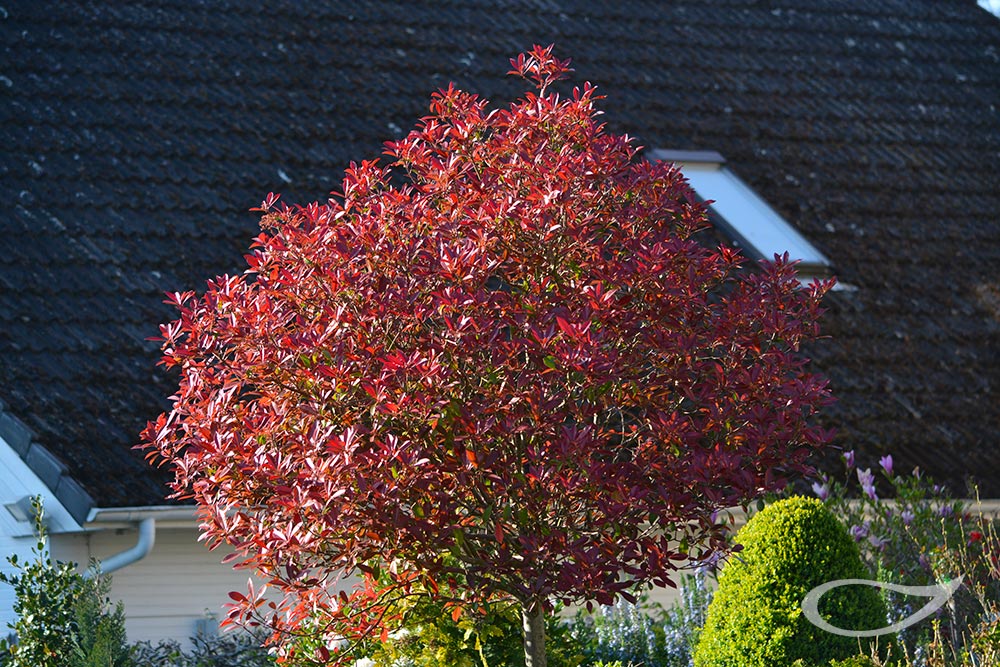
[142,45,834,666]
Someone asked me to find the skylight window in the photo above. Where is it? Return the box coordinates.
[648,149,832,281]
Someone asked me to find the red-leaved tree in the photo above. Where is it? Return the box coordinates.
[142,45,834,666]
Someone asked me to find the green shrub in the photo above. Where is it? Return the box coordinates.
[293,559,585,667]
[130,629,277,667]
[354,593,582,667]
[360,596,519,667]
[67,573,133,667]
[693,496,886,667]
[0,497,133,667]
[0,497,87,667]
[791,657,883,667]
[826,656,882,667]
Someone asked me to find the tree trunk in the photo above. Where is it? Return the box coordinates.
[521,601,548,667]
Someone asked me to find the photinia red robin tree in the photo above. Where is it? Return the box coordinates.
[142,45,834,667]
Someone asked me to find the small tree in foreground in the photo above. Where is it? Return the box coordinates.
[0,497,133,667]
[142,45,834,667]
[0,497,81,667]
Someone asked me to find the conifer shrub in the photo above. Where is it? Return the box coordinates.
[693,497,887,667]
[67,574,133,667]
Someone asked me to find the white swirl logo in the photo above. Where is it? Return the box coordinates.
[801,576,964,637]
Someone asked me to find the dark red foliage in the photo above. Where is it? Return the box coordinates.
[141,45,833,664]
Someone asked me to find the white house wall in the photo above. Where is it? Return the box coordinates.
[50,526,277,645]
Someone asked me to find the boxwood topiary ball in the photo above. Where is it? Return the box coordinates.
[693,496,886,667]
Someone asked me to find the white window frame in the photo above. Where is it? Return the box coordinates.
[648,149,832,281]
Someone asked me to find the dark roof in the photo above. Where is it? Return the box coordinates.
[2,1,999,515]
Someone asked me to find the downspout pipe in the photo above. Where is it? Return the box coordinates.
[81,506,198,577]
[81,506,201,577]
[85,516,157,577]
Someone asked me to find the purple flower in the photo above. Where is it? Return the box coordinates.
[938,505,954,518]
[879,454,894,477]
[901,510,915,526]
[843,450,856,469]
[811,481,830,501]
[857,468,878,500]
[695,550,722,575]
[850,522,870,541]
[868,534,889,550]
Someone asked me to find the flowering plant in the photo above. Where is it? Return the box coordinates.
[813,452,966,589]
[812,451,1000,665]
[575,598,660,667]
[658,572,712,667]
[919,496,1000,667]
[568,572,712,667]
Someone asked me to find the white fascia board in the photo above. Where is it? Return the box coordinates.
[0,434,81,536]
[680,162,831,271]
[648,149,831,274]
